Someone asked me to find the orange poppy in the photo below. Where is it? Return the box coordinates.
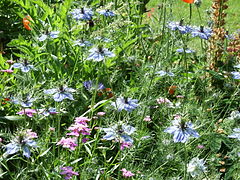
[168,85,177,95]
[23,15,32,31]
[181,0,194,3]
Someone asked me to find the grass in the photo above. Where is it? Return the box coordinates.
[147,0,240,32]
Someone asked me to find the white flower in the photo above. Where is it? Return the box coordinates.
[187,157,207,177]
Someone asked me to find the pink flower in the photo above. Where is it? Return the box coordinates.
[60,166,79,180]
[144,116,151,122]
[6,60,14,64]
[75,116,90,125]
[120,142,132,150]
[197,145,205,149]
[120,168,135,178]
[97,112,106,116]
[49,127,55,131]
[57,137,77,150]
[25,129,38,139]
[0,137,2,143]
[1,69,14,73]
[67,123,91,136]
[156,97,171,104]
[16,109,37,117]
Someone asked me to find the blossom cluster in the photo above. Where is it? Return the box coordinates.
[57,117,91,150]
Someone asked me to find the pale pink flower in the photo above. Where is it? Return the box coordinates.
[6,60,14,64]
[16,109,37,117]
[57,137,77,150]
[197,145,205,149]
[49,127,55,131]
[120,168,135,178]
[144,116,152,122]
[1,69,14,73]
[156,97,171,104]
[75,116,90,125]
[26,129,38,139]
[97,112,106,116]
[0,137,2,143]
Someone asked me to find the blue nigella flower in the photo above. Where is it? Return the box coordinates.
[97,9,115,17]
[44,85,76,102]
[231,72,240,79]
[49,31,60,39]
[40,107,58,116]
[164,119,199,143]
[83,80,105,91]
[112,97,139,112]
[87,46,115,61]
[155,70,174,77]
[176,48,195,54]
[38,34,48,41]
[167,20,192,34]
[102,124,136,143]
[12,95,35,107]
[71,8,93,20]
[4,130,38,158]
[191,26,212,40]
[234,64,240,69]
[12,60,34,73]
[228,128,240,140]
[73,40,92,47]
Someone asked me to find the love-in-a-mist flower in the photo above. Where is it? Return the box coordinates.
[44,85,76,102]
[73,40,92,47]
[164,118,199,143]
[83,80,105,91]
[231,72,240,79]
[97,9,115,17]
[112,97,139,112]
[4,129,38,158]
[176,48,195,54]
[57,137,77,151]
[102,124,135,144]
[155,70,174,77]
[87,46,115,61]
[71,8,93,20]
[49,31,60,39]
[187,157,207,177]
[12,95,35,107]
[12,60,34,73]
[16,109,37,117]
[167,20,192,34]
[39,107,58,116]
[120,168,135,178]
[228,128,240,141]
[60,166,79,180]
[191,26,212,40]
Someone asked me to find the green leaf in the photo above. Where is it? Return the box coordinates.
[0,116,25,121]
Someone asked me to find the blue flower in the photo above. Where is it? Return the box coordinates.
[97,9,115,17]
[87,46,115,61]
[71,8,93,20]
[164,119,199,143]
[49,31,60,39]
[234,64,240,69]
[44,86,76,102]
[12,61,34,73]
[228,128,240,140]
[191,26,212,40]
[12,95,35,107]
[112,97,139,112]
[102,124,135,143]
[40,107,58,116]
[231,72,240,79]
[4,130,38,158]
[187,157,207,177]
[38,34,48,41]
[167,21,192,34]
[176,48,195,54]
[83,80,105,91]
[73,40,92,47]
[155,70,174,77]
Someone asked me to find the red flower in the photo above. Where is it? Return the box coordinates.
[181,0,194,3]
